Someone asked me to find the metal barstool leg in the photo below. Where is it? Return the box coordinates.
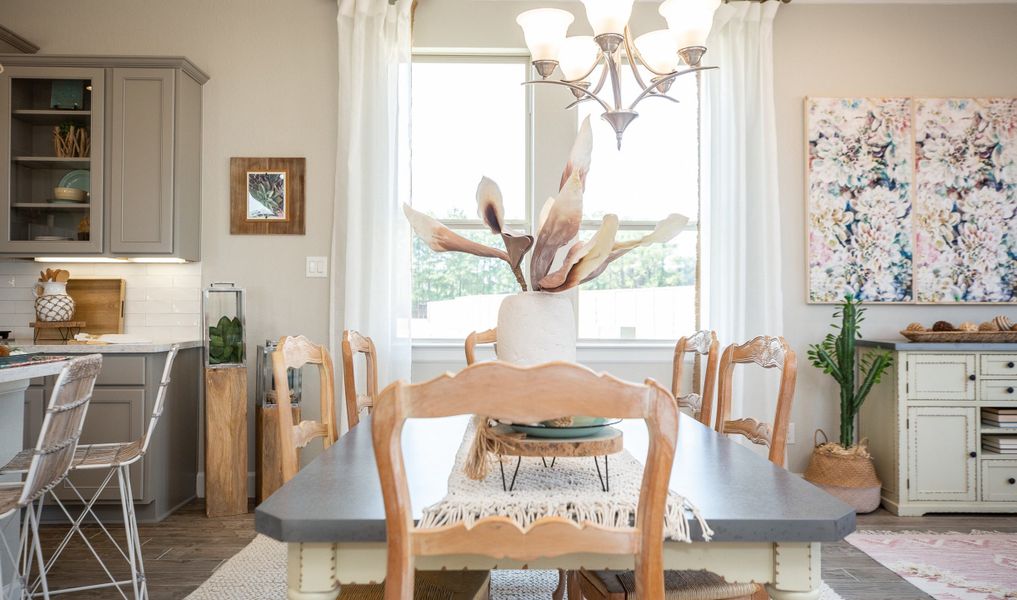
[120,465,147,599]
[117,467,141,600]
[27,501,48,600]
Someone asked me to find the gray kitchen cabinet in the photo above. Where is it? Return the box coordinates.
[27,347,202,523]
[0,55,206,260]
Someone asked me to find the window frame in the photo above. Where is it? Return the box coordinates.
[409,49,701,345]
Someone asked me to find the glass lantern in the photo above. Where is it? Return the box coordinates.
[255,339,302,408]
[203,282,247,369]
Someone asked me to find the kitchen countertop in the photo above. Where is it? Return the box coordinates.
[13,339,202,354]
[858,339,1017,351]
[0,358,69,384]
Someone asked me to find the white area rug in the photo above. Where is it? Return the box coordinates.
[184,535,845,599]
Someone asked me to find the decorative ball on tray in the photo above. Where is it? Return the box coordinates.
[900,316,1017,342]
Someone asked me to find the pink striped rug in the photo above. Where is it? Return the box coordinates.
[846,531,1017,600]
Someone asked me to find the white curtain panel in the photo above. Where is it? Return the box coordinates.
[331,0,413,430]
[702,2,785,434]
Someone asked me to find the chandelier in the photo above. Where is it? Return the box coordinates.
[516,0,720,148]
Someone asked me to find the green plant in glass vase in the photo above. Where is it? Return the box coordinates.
[208,315,244,365]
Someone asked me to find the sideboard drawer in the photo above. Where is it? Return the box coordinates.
[981,461,1017,502]
[981,380,1017,402]
[95,355,146,386]
[982,355,1017,377]
[907,354,976,400]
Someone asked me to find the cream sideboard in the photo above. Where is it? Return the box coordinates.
[858,340,1017,516]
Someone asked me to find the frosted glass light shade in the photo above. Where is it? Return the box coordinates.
[516,8,575,61]
[580,0,634,36]
[659,0,721,48]
[634,30,680,74]
[558,36,600,81]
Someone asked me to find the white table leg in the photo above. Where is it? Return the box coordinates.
[764,542,821,600]
[287,543,340,600]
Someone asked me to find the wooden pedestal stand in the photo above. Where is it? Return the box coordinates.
[490,424,624,492]
[205,367,248,517]
[255,399,300,504]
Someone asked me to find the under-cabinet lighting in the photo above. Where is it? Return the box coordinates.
[34,257,128,263]
[126,257,189,264]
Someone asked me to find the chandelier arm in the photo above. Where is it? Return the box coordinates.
[622,26,652,91]
[628,65,718,110]
[563,50,606,87]
[563,97,592,110]
[589,62,610,96]
[638,93,681,106]
[523,79,613,115]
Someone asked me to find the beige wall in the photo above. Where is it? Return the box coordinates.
[3,0,339,476]
[774,3,1017,470]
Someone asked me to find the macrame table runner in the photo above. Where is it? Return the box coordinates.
[418,419,713,543]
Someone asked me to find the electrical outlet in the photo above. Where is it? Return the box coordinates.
[787,422,796,445]
[305,256,327,278]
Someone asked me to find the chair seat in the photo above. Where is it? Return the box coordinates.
[580,569,757,600]
[0,484,23,516]
[0,440,143,474]
[341,571,490,600]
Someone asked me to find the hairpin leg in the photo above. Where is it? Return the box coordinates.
[593,455,610,492]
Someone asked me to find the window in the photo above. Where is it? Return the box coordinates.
[410,54,700,341]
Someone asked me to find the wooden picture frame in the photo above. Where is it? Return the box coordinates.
[230,157,305,234]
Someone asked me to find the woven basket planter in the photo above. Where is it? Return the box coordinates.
[803,430,881,514]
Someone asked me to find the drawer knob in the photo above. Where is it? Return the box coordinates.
[1008,387,1015,394]
[969,374,977,381]
[969,451,977,458]
[1008,362,1015,368]
[1009,478,1016,485]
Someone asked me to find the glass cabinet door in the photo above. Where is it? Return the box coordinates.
[0,66,104,254]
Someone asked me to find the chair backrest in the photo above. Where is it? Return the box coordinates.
[273,335,338,483]
[140,344,179,456]
[671,330,719,427]
[464,328,497,365]
[373,361,679,600]
[714,336,797,468]
[341,329,378,429]
[19,354,102,506]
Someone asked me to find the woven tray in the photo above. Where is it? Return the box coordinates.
[900,330,1017,343]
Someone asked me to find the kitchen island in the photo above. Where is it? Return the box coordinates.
[16,341,203,524]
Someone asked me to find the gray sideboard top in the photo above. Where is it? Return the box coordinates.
[858,339,1017,352]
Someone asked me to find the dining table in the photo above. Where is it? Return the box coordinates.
[256,413,856,600]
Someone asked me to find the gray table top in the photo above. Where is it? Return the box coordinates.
[256,413,856,544]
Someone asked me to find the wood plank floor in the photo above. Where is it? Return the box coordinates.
[29,502,1017,599]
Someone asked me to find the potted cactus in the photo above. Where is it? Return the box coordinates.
[804,296,893,512]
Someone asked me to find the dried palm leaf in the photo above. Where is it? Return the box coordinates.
[530,119,594,288]
[541,215,619,292]
[581,213,690,283]
[403,204,508,261]
[475,177,534,289]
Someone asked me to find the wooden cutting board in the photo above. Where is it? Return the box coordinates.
[67,278,126,335]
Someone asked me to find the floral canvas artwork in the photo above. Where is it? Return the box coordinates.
[807,98,914,303]
[913,98,1017,303]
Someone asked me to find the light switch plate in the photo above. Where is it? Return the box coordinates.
[306,256,327,278]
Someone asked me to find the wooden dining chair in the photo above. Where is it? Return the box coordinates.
[464,328,496,365]
[341,329,378,429]
[672,330,720,428]
[273,335,339,484]
[279,335,490,600]
[715,336,797,468]
[373,361,680,600]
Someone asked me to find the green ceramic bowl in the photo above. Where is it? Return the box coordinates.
[510,417,618,439]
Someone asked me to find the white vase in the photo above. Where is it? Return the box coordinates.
[496,291,576,365]
[34,281,75,322]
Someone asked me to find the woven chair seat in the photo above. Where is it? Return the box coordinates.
[581,569,757,600]
[0,440,144,475]
[340,571,490,600]
[0,485,23,516]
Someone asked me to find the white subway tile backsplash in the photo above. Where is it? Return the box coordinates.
[0,260,202,343]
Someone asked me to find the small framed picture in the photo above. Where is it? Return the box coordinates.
[230,157,305,234]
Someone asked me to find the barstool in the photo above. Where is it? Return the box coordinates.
[0,354,102,600]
